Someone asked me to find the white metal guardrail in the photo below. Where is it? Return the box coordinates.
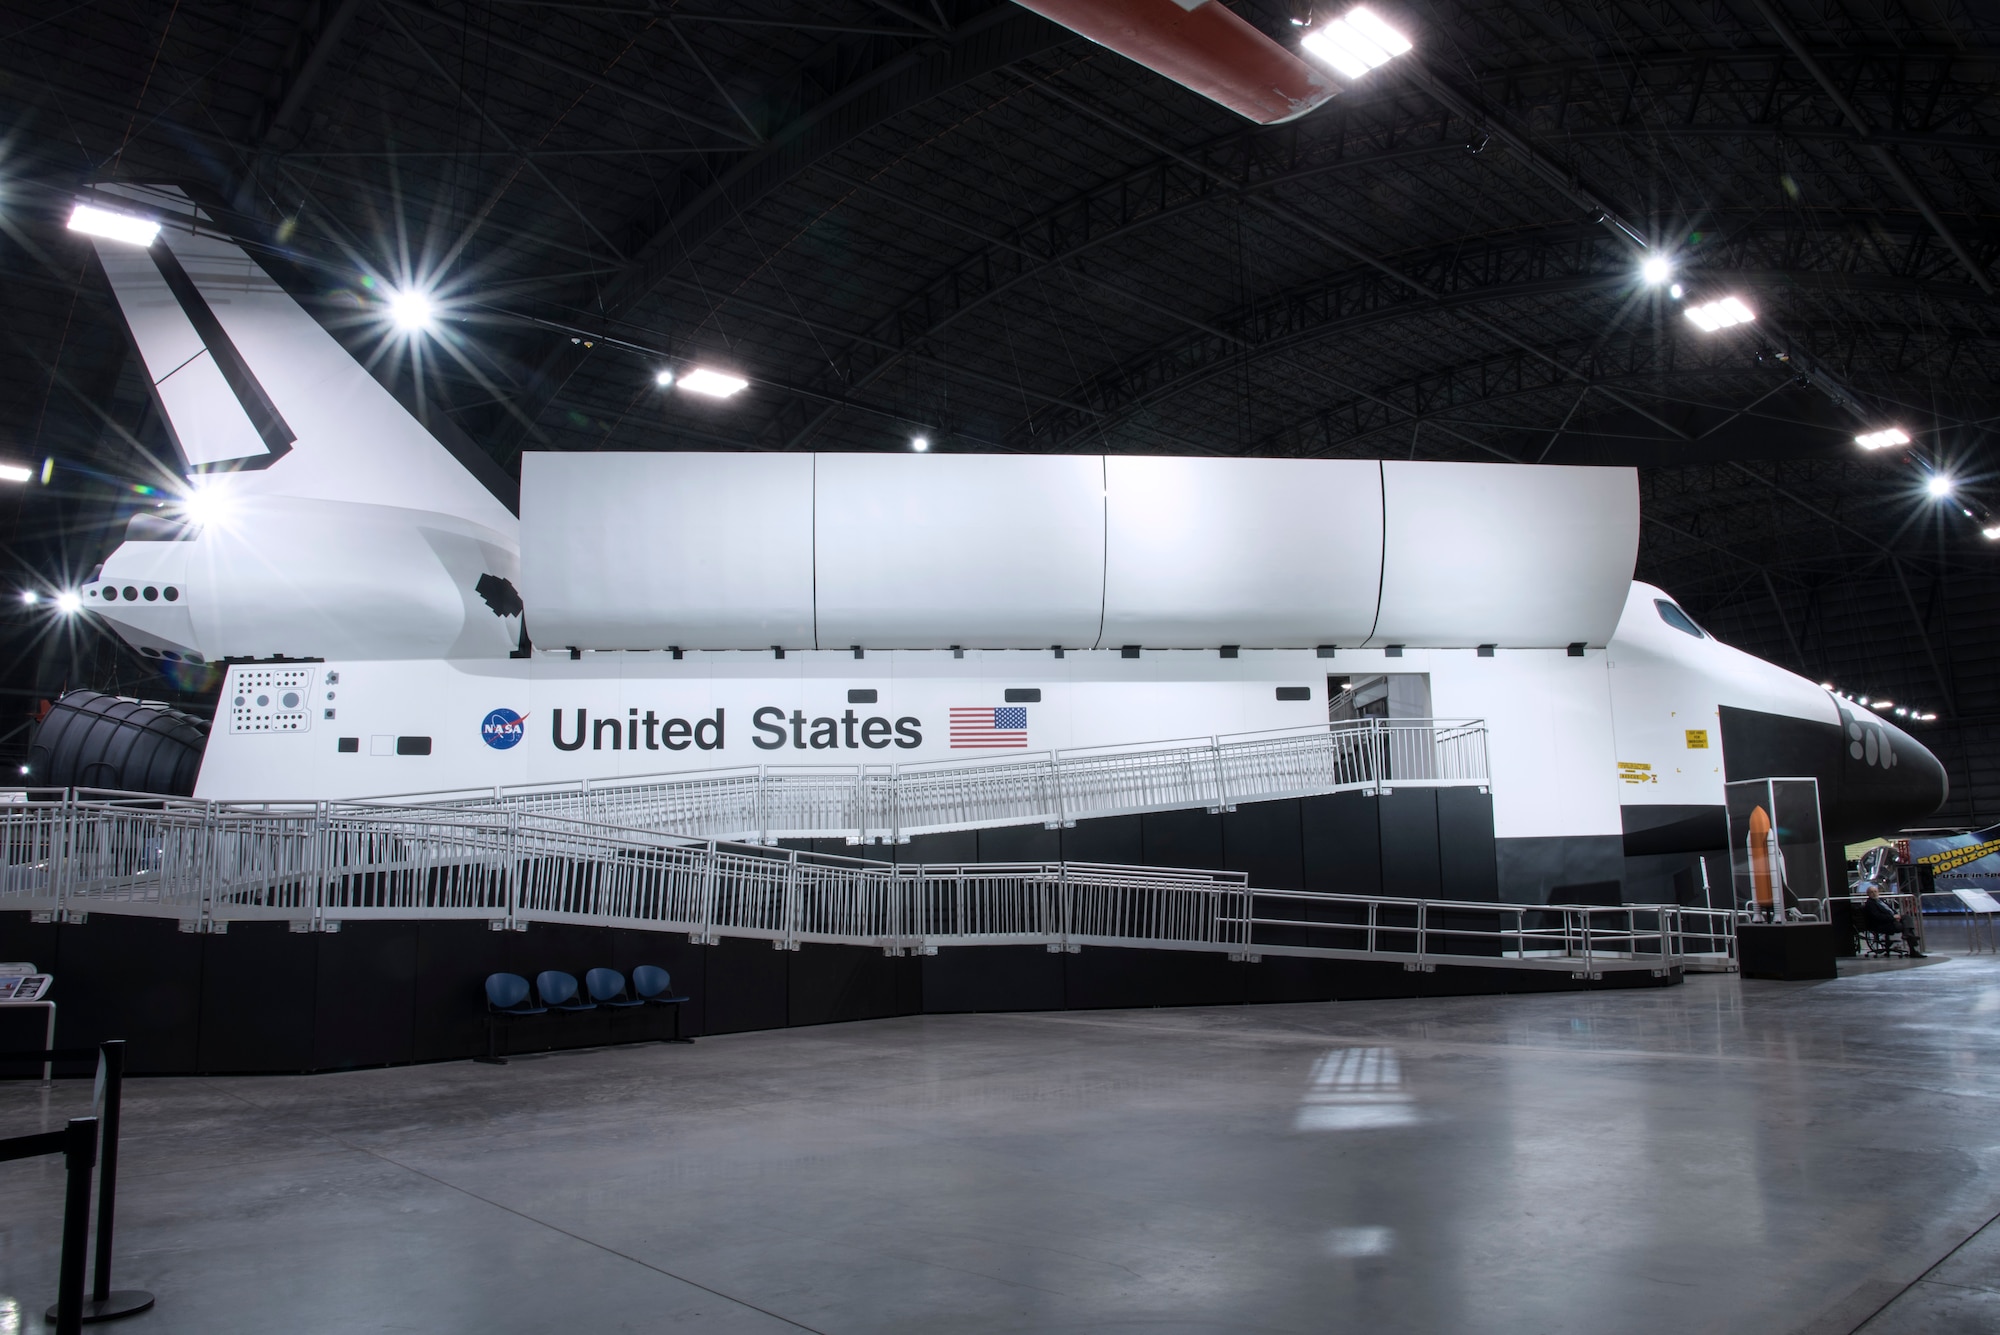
[357,717,1492,845]
[0,792,1681,976]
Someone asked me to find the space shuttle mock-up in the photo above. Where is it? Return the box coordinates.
[74,184,1946,902]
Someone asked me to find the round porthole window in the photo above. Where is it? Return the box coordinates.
[143,586,158,601]
[256,694,270,707]
[123,587,138,601]
[101,587,116,601]
[281,692,300,709]
[163,587,179,602]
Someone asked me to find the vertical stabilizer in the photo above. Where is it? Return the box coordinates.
[85,184,515,533]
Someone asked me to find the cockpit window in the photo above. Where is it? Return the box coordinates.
[1654,599,1706,638]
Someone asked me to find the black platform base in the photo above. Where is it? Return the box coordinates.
[0,909,1677,1076]
[1736,923,1839,980]
[46,1289,156,1323]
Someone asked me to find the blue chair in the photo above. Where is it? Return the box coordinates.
[536,970,596,1013]
[632,965,694,1043]
[477,973,547,1065]
[585,968,646,1008]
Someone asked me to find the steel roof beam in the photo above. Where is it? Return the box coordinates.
[484,2,1066,461]
[1748,0,1995,298]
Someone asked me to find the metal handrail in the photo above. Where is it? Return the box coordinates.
[0,790,1676,976]
[330,716,1490,844]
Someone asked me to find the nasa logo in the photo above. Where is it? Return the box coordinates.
[481,708,528,750]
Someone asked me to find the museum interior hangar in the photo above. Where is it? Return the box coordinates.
[2,8,2000,1335]
[0,0,1989,1076]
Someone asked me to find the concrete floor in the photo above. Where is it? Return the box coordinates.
[2,955,1999,1334]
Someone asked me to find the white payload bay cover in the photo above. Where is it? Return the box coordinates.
[521,454,1637,652]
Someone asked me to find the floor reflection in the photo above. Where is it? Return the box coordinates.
[1294,1046,1421,1131]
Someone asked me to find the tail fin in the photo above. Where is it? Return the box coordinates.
[84,184,515,535]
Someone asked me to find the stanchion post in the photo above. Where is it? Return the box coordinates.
[54,1116,98,1335]
[93,1042,122,1302]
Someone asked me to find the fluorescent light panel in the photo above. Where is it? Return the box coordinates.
[679,368,748,399]
[1855,427,1910,450]
[0,463,32,483]
[1300,6,1411,78]
[67,203,161,247]
[1684,296,1754,332]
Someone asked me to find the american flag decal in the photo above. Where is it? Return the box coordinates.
[950,706,1028,749]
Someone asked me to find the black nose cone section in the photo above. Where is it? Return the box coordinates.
[1830,702,1948,838]
[1719,703,1947,842]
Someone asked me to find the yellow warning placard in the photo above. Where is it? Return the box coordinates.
[1685,729,1709,749]
[1617,761,1656,785]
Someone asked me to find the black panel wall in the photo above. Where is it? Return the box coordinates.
[1301,791,1383,896]
[1059,814,1142,864]
[1437,788,1500,902]
[0,896,1665,1077]
[1378,789,1444,898]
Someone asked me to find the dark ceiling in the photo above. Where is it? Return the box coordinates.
[0,0,1994,821]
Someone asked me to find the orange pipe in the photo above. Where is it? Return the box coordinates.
[1013,0,1340,124]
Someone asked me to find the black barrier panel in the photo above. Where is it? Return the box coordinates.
[1378,788,1443,899]
[1061,814,1142,865]
[199,922,319,1073]
[1223,800,1305,892]
[412,920,516,1062]
[1062,945,1243,1011]
[978,823,1060,863]
[788,946,919,1027]
[1142,807,1223,869]
[1301,791,1382,897]
[895,829,977,866]
[313,921,418,1070]
[45,915,201,1074]
[922,944,1065,1014]
[1437,787,1500,901]
[705,935,790,1034]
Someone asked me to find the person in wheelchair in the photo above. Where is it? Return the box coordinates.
[1861,884,1925,958]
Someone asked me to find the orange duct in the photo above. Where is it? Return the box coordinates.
[1015,0,1340,124]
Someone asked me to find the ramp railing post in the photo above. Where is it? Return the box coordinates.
[782,849,800,951]
[311,801,330,930]
[889,764,903,845]
[756,767,770,846]
[696,840,719,945]
[852,765,866,845]
[50,792,71,920]
[504,810,521,930]
[197,803,217,934]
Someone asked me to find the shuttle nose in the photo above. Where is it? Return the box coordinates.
[1826,700,1947,840]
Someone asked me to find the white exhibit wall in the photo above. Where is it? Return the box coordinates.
[1369,461,1638,648]
[1416,646,1625,840]
[813,453,1106,649]
[1100,456,1383,647]
[521,452,815,651]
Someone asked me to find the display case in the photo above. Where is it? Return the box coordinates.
[1725,777,1827,922]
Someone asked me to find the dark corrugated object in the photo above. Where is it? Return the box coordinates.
[27,691,210,796]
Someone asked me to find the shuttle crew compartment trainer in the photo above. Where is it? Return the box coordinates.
[64,183,1947,907]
